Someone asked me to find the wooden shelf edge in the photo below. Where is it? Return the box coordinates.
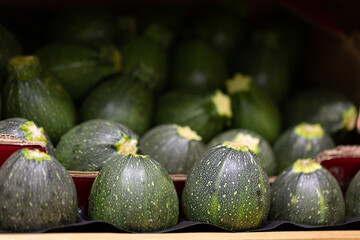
[0,231,359,240]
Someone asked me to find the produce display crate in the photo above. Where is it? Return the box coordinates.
[0,0,360,239]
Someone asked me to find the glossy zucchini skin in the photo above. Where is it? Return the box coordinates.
[0,149,77,232]
[36,43,121,102]
[229,85,281,143]
[183,142,270,231]
[3,56,77,144]
[270,159,345,226]
[0,118,55,156]
[207,129,276,176]
[80,73,154,136]
[345,170,360,217]
[155,90,232,142]
[56,119,139,171]
[121,37,167,93]
[284,89,358,136]
[140,124,205,174]
[273,123,335,174]
[89,154,179,232]
[233,45,290,103]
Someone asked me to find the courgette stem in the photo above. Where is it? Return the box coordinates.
[342,106,358,131]
[23,148,50,162]
[292,158,321,174]
[8,55,41,82]
[294,123,324,139]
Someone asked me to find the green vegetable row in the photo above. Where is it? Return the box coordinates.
[0,141,360,233]
[0,3,358,234]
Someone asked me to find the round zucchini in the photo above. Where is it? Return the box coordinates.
[140,124,205,174]
[138,5,184,49]
[0,118,55,156]
[80,71,154,136]
[56,119,139,171]
[0,149,77,232]
[270,159,345,225]
[89,153,179,232]
[345,169,360,217]
[274,123,335,174]
[3,56,77,144]
[226,73,281,142]
[121,37,167,93]
[36,43,121,102]
[207,128,276,176]
[233,43,290,103]
[284,89,358,136]
[183,142,270,231]
[156,89,232,142]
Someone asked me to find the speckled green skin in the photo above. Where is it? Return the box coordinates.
[3,73,77,144]
[155,90,230,142]
[270,164,345,225]
[0,149,77,232]
[274,124,335,174]
[233,45,290,103]
[0,118,55,156]
[284,89,357,135]
[171,40,228,92]
[207,129,276,176]
[80,74,154,136]
[36,43,120,102]
[121,37,167,92]
[345,170,360,217]
[230,87,281,143]
[182,144,270,231]
[88,154,179,232]
[0,24,21,84]
[56,119,139,171]
[140,124,205,174]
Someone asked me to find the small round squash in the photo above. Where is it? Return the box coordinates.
[89,153,179,232]
[182,141,270,231]
[140,124,205,174]
[0,149,77,232]
[270,158,345,225]
[274,122,335,174]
